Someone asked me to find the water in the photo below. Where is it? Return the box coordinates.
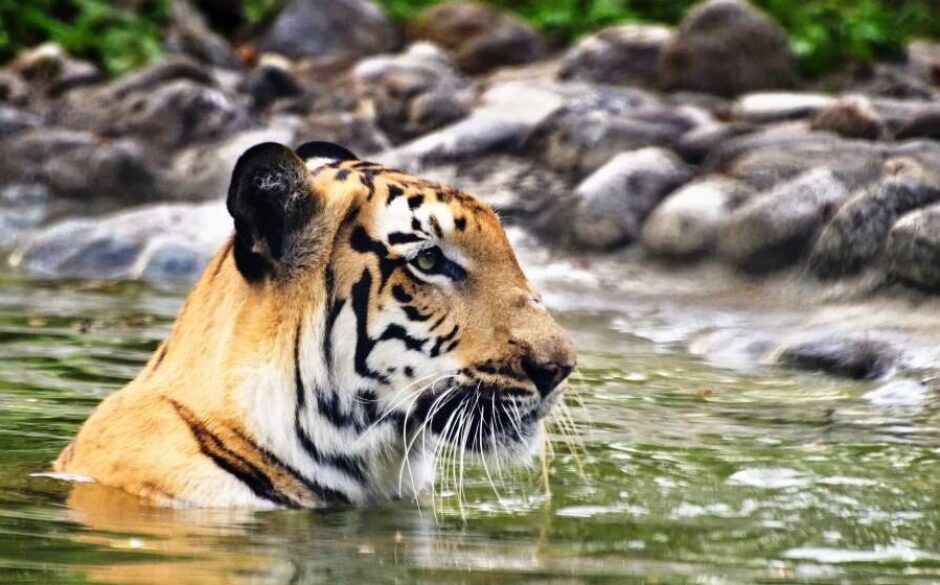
[2,244,940,584]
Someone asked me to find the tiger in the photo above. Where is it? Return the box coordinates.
[53,141,576,508]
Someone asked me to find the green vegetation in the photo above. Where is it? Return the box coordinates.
[0,0,169,75]
[1,0,938,77]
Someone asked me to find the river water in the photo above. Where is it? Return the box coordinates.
[1,231,939,584]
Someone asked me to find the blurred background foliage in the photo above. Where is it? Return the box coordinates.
[1,0,939,76]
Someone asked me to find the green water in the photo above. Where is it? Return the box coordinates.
[1,274,939,585]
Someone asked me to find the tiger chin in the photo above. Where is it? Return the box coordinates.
[53,141,576,508]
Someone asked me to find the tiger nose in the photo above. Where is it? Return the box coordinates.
[521,357,574,397]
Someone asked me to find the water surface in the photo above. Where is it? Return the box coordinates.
[2,247,940,584]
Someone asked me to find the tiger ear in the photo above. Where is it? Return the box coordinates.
[226,142,319,282]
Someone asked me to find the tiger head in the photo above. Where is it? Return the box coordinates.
[225,141,576,501]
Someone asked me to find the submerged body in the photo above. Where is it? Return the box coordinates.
[55,142,575,507]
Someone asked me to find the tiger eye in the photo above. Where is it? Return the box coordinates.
[416,249,437,271]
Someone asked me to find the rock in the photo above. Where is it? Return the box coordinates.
[770,333,898,379]
[908,40,940,87]
[641,176,755,259]
[0,105,41,139]
[851,63,937,101]
[83,79,248,151]
[736,92,836,123]
[659,0,794,97]
[299,113,390,156]
[704,128,884,191]
[0,129,164,204]
[895,109,940,140]
[525,85,697,175]
[810,96,885,140]
[11,42,102,96]
[164,0,241,69]
[380,79,569,169]
[808,173,940,279]
[243,58,304,110]
[674,121,753,164]
[10,201,231,281]
[558,24,673,87]
[351,43,471,142]
[718,168,850,272]
[420,155,572,222]
[0,183,52,251]
[886,203,940,289]
[258,0,398,60]
[409,2,543,74]
[566,147,693,250]
[0,71,30,106]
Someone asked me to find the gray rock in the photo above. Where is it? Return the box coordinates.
[886,203,940,289]
[0,105,41,139]
[420,155,572,221]
[409,2,543,74]
[810,96,885,140]
[895,109,940,140]
[559,24,673,87]
[568,147,693,249]
[809,173,940,279]
[674,121,753,163]
[299,112,390,156]
[351,43,471,142]
[659,0,794,97]
[771,333,898,379]
[380,79,569,169]
[243,61,304,110]
[0,129,164,203]
[258,0,398,60]
[719,168,850,272]
[0,183,52,251]
[704,128,884,191]
[907,40,940,87]
[736,92,836,123]
[641,176,755,259]
[10,201,231,281]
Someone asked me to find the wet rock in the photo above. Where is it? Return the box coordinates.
[895,109,940,140]
[736,92,835,123]
[421,155,572,221]
[770,333,898,379]
[810,96,885,140]
[380,79,568,169]
[659,0,794,97]
[809,173,940,279]
[165,0,241,69]
[886,203,940,289]
[351,43,471,142]
[719,168,850,272]
[642,176,755,259]
[566,147,693,250]
[409,2,543,74]
[10,201,230,281]
[0,183,52,251]
[558,24,673,87]
[258,0,398,60]
[11,42,102,96]
[527,86,697,175]
[0,129,164,203]
[0,105,41,139]
[908,40,940,87]
[704,129,884,191]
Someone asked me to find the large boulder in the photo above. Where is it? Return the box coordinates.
[258,0,398,60]
[908,40,940,87]
[885,203,940,289]
[718,168,851,272]
[659,0,795,97]
[409,2,543,74]
[9,42,102,97]
[770,333,899,379]
[350,43,471,142]
[808,171,940,279]
[10,201,230,281]
[641,176,755,259]
[565,147,692,250]
[164,0,241,69]
[559,24,673,87]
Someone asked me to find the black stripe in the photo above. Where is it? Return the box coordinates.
[379,324,427,352]
[454,217,467,231]
[392,285,413,303]
[388,232,425,245]
[430,324,460,357]
[386,184,404,205]
[429,216,443,239]
[407,195,424,210]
